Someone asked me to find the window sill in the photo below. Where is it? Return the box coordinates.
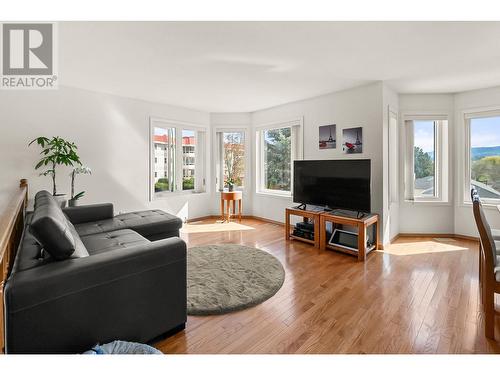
[461,201,500,210]
[152,190,208,200]
[403,199,451,206]
[255,191,292,200]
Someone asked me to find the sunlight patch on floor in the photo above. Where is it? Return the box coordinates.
[181,221,255,234]
[377,239,469,256]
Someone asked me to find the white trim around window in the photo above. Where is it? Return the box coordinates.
[149,117,208,201]
[255,117,304,197]
[402,113,449,203]
[462,107,500,206]
[212,125,250,193]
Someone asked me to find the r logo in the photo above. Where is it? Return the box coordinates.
[2,23,53,75]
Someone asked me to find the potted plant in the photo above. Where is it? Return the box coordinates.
[69,166,92,207]
[29,136,81,207]
[225,177,236,192]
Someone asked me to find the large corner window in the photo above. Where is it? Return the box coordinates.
[215,130,246,191]
[150,119,206,200]
[256,119,302,196]
[404,116,448,202]
[465,112,500,204]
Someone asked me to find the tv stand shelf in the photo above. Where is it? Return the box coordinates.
[285,207,324,249]
[285,207,379,262]
[320,212,379,261]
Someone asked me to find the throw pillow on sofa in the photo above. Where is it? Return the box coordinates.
[29,191,85,260]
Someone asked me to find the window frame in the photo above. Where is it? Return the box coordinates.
[255,118,303,198]
[388,108,399,205]
[149,117,207,201]
[463,108,500,206]
[403,114,448,203]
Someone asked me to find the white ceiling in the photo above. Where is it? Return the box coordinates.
[59,22,500,112]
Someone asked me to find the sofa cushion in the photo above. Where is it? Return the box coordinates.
[113,210,182,238]
[81,229,150,255]
[74,210,182,239]
[74,218,126,237]
[29,191,89,261]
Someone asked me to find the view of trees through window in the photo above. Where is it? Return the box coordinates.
[413,121,436,197]
[223,132,245,188]
[470,116,500,200]
[263,127,292,191]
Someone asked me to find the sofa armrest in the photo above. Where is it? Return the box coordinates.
[5,237,186,312]
[63,203,114,224]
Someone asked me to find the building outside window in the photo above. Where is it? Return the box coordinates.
[151,119,206,199]
[152,127,175,194]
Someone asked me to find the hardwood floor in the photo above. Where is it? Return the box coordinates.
[154,218,500,354]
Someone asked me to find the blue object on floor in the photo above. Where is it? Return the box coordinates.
[83,340,163,354]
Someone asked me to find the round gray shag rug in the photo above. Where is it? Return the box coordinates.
[187,244,285,315]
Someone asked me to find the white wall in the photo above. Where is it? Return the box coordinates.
[383,85,400,242]
[0,86,212,221]
[250,82,387,242]
[3,82,498,239]
[398,94,455,234]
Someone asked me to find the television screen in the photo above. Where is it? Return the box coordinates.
[293,159,371,212]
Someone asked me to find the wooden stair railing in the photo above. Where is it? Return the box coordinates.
[0,179,28,354]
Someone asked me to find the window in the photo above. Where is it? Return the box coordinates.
[150,119,206,199]
[263,127,291,191]
[256,119,303,196]
[413,120,436,198]
[152,126,175,194]
[404,116,448,202]
[181,130,196,191]
[465,112,500,203]
[215,130,246,191]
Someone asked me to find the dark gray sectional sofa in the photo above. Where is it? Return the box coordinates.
[4,191,186,354]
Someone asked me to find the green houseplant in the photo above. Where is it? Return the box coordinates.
[29,136,82,207]
[69,166,92,207]
[225,177,236,192]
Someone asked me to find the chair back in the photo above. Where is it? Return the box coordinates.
[472,189,497,271]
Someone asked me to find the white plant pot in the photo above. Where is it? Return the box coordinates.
[53,194,67,208]
[68,199,79,207]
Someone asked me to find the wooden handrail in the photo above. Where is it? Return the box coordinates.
[0,179,28,354]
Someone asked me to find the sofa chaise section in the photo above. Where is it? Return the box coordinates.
[63,204,183,240]
[4,191,187,354]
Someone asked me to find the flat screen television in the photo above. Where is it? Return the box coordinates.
[293,159,371,212]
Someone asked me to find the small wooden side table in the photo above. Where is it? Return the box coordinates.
[220,191,242,222]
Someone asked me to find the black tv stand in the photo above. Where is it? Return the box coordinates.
[295,203,307,210]
[356,211,366,219]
